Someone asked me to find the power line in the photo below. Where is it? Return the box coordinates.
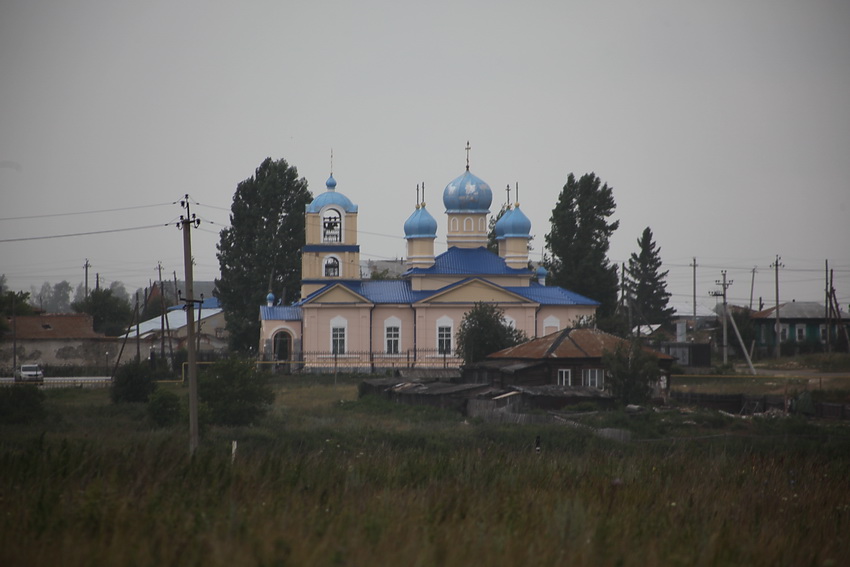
[0,224,166,243]
[0,202,174,222]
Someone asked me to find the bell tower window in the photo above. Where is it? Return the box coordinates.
[324,257,340,277]
[322,209,342,243]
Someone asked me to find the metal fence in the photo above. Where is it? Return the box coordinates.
[262,348,463,374]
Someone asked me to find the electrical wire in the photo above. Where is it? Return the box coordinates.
[0,202,175,222]
[0,224,166,243]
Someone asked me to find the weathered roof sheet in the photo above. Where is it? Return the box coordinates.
[752,301,847,320]
[511,384,615,399]
[125,307,223,338]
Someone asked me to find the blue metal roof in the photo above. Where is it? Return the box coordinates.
[302,280,430,305]
[404,247,532,277]
[443,169,492,213]
[306,190,358,214]
[496,205,531,239]
[260,305,303,321]
[505,282,599,306]
[271,278,594,312]
[403,205,438,239]
[303,244,360,253]
[305,175,358,213]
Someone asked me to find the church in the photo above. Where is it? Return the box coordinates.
[258,157,599,371]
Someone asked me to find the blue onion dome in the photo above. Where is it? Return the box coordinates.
[442,170,493,213]
[493,207,515,240]
[502,204,531,238]
[536,265,548,278]
[266,292,275,305]
[306,174,358,213]
[403,205,438,239]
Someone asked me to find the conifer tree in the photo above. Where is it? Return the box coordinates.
[216,158,312,352]
[544,173,619,326]
[625,227,675,327]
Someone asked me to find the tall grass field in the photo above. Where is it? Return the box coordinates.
[2,376,849,566]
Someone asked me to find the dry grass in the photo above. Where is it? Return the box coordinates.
[2,378,849,566]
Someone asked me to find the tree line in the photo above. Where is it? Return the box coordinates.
[0,274,175,337]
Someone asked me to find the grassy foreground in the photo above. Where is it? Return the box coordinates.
[2,377,850,567]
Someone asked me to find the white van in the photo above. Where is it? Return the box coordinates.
[14,364,44,383]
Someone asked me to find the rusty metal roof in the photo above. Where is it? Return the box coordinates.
[7,314,106,340]
[487,327,674,361]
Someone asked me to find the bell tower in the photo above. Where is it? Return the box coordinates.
[301,174,360,297]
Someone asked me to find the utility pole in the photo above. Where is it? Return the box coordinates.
[710,270,733,365]
[84,258,91,298]
[690,257,698,339]
[771,255,784,358]
[178,195,201,455]
[11,293,17,376]
[825,260,831,353]
[749,266,757,311]
[157,263,165,364]
[135,291,141,362]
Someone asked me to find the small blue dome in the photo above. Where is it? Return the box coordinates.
[266,292,275,305]
[495,205,531,239]
[536,265,548,277]
[403,205,438,239]
[443,170,492,213]
[493,207,515,239]
[306,175,358,213]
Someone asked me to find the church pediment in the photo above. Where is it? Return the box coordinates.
[304,284,371,305]
[417,278,532,305]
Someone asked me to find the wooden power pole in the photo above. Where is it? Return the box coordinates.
[178,195,201,455]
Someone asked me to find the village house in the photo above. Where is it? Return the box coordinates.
[462,327,674,389]
[751,301,849,355]
[1,313,118,372]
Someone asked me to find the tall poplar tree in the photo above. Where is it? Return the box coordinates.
[544,172,620,325]
[216,157,312,352]
[625,227,675,327]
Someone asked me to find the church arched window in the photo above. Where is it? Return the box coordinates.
[324,256,340,277]
[322,209,342,243]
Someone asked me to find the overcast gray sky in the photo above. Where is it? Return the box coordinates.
[2,0,848,316]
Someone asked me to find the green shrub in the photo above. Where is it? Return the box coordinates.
[198,358,274,426]
[0,385,46,424]
[147,388,181,427]
[111,360,157,403]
